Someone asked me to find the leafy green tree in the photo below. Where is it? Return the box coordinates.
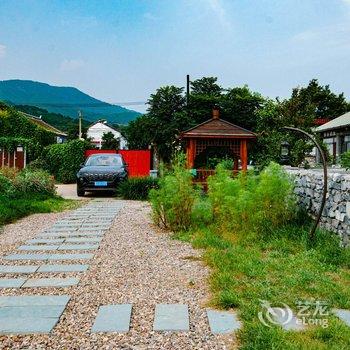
[189,77,223,123]
[280,79,350,124]
[123,114,154,150]
[101,131,119,150]
[221,86,265,130]
[125,86,190,162]
[252,100,314,168]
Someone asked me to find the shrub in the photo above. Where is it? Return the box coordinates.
[117,177,159,200]
[0,173,14,195]
[11,169,56,197]
[27,158,47,170]
[340,151,350,170]
[42,139,92,183]
[0,166,19,180]
[207,162,297,235]
[149,154,199,231]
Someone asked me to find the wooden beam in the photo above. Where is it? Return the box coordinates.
[241,139,248,171]
[186,139,195,168]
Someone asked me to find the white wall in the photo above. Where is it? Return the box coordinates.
[87,122,127,149]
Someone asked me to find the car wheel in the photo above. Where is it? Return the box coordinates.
[77,186,85,197]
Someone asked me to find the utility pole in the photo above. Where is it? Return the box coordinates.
[78,110,82,139]
[186,74,190,106]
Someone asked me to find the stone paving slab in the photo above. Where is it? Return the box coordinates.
[0,278,27,288]
[22,277,80,288]
[0,317,60,334]
[0,305,66,318]
[65,237,102,243]
[91,304,132,333]
[153,304,189,331]
[0,265,39,274]
[18,245,60,251]
[47,253,94,260]
[0,296,70,334]
[0,295,70,306]
[37,264,89,273]
[207,310,241,334]
[26,238,65,244]
[58,244,99,251]
[39,232,104,238]
[5,254,51,261]
[271,307,305,331]
[334,309,350,326]
[45,228,78,232]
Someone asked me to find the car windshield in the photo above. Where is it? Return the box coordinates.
[85,155,123,167]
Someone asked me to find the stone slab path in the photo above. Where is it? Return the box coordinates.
[1,199,350,349]
[0,295,70,334]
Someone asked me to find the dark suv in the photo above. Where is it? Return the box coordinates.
[76,153,128,196]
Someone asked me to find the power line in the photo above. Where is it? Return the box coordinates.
[15,101,147,108]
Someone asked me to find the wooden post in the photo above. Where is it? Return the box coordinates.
[186,139,195,168]
[240,139,248,171]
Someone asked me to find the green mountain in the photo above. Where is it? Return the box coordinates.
[0,79,141,124]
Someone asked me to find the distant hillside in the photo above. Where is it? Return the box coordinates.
[0,80,140,124]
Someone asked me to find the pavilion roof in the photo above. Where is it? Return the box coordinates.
[181,118,256,139]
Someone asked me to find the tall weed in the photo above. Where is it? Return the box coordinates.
[207,162,297,236]
[149,154,198,231]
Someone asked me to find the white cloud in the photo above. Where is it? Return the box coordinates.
[60,59,85,72]
[0,44,6,58]
[206,0,232,30]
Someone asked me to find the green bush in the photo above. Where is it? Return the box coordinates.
[340,151,350,170]
[0,173,14,195]
[11,169,56,197]
[207,162,297,236]
[117,177,159,200]
[42,139,92,183]
[149,154,199,231]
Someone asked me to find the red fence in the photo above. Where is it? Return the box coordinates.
[0,147,26,169]
[84,149,151,178]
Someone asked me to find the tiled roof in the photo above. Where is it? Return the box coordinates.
[316,112,350,132]
[21,112,67,136]
[181,118,256,138]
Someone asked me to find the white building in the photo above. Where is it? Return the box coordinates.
[316,112,350,161]
[86,120,128,149]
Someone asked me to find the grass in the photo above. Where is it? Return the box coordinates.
[0,195,80,226]
[174,221,350,349]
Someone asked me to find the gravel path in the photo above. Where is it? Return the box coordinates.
[0,201,236,349]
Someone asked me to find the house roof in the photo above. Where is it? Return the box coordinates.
[316,112,350,132]
[181,118,256,139]
[20,112,67,137]
[87,120,120,133]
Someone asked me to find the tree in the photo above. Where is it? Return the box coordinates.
[101,131,119,150]
[280,79,350,125]
[123,114,154,150]
[125,86,190,162]
[189,77,223,123]
[221,86,265,131]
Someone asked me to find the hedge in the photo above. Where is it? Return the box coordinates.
[117,177,159,200]
[42,139,92,183]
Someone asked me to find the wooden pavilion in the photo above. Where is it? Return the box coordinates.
[180,108,256,183]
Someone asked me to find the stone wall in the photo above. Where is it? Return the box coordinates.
[286,167,350,246]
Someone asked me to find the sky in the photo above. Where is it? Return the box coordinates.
[0,0,350,113]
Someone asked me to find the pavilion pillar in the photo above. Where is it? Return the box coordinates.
[240,139,248,171]
[186,139,196,168]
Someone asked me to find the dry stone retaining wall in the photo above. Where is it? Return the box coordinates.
[286,168,350,246]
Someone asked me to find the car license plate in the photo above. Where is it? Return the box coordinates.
[95,181,108,187]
